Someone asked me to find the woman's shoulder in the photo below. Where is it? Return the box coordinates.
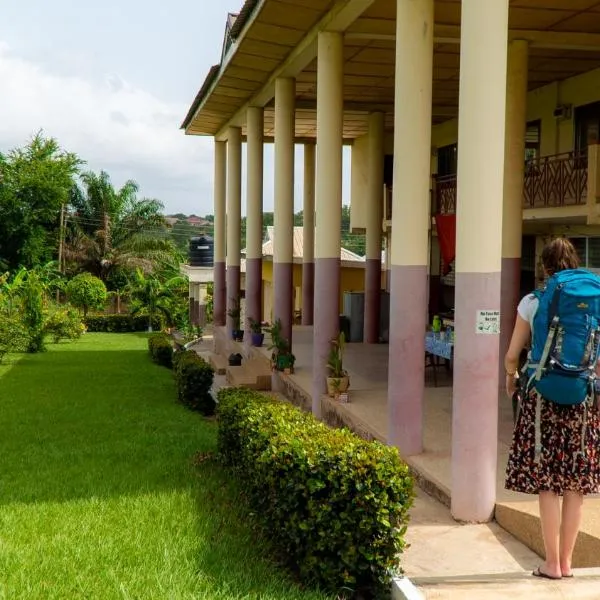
[518,293,539,321]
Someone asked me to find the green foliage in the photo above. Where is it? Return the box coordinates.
[327,331,347,378]
[66,272,107,316]
[65,170,174,282]
[267,318,295,371]
[0,134,81,270]
[173,350,215,416]
[0,313,27,363]
[21,272,46,353]
[148,333,173,368]
[43,306,85,344]
[84,314,163,333]
[217,389,414,597]
[127,268,188,331]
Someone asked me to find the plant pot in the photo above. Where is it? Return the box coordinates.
[228,353,243,367]
[275,353,294,372]
[327,375,350,398]
[232,329,244,342]
[251,332,264,347]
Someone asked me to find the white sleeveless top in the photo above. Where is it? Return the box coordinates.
[517,293,539,330]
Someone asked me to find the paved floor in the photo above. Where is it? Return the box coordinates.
[404,490,600,599]
[280,327,600,567]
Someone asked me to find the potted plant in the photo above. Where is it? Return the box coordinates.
[227,297,244,342]
[326,331,350,398]
[267,319,296,373]
[249,318,264,347]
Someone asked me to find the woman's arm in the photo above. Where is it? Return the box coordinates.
[504,315,531,396]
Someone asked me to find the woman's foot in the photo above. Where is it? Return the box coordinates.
[532,564,562,580]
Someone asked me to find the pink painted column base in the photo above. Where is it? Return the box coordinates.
[388,265,427,455]
[313,258,340,416]
[364,258,382,344]
[226,266,240,337]
[302,261,314,326]
[274,262,294,348]
[245,258,262,336]
[213,262,226,327]
[499,258,521,383]
[451,271,501,523]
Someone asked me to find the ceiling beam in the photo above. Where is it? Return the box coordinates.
[292,99,457,118]
[347,24,600,52]
[213,0,377,140]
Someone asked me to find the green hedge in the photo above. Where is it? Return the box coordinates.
[148,334,173,368]
[173,350,215,416]
[84,314,163,333]
[217,388,414,597]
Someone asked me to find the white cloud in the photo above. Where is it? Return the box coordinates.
[0,41,213,214]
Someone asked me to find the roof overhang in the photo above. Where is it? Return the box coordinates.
[183,0,600,140]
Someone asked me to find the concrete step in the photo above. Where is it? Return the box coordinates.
[208,353,228,375]
[409,572,600,600]
[225,359,272,391]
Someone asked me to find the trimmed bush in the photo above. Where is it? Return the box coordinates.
[173,350,215,416]
[217,388,414,598]
[84,314,163,333]
[44,306,85,344]
[148,334,173,368]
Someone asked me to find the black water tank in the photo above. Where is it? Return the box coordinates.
[189,236,214,267]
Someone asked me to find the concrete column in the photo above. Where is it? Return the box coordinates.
[313,31,344,416]
[226,126,242,337]
[451,0,509,523]
[500,40,529,379]
[388,0,434,455]
[213,140,227,326]
[365,112,385,344]
[302,143,316,326]
[246,106,265,335]
[273,77,296,346]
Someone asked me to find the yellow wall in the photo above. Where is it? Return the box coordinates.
[259,259,377,320]
[431,66,600,158]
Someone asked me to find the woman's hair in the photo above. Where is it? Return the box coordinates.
[541,238,580,275]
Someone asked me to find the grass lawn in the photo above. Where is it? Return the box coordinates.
[0,333,331,600]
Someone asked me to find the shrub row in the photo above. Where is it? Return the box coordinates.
[173,350,215,416]
[84,314,162,333]
[217,388,414,598]
[148,333,173,368]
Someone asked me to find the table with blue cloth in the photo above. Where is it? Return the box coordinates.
[425,332,454,386]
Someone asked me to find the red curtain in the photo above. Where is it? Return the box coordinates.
[434,214,456,276]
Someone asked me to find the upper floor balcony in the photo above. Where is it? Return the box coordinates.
[432,150,590,216]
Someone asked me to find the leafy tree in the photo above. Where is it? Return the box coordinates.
[0,134,81,270]
[21,272,46,353]
[126,268,187,332]
[66,272,107,317]
[64,171,174,285]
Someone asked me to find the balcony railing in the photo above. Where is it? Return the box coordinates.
[523,151,587,208]
[432,151,589,215]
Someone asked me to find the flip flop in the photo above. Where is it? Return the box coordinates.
[562,573,574,578]
[532,567,561,580]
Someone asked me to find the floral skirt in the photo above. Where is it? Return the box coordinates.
[505,389,600,495]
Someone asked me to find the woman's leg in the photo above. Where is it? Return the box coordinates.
[538,491,562,577]
[560,491,584,576]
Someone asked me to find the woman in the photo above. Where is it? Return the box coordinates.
[504,237,600,580]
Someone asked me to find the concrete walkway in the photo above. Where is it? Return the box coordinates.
[402,490,600,599]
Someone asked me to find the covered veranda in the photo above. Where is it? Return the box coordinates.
[182,0,600,525]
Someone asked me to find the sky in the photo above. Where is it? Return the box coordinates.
[0,0,352,217]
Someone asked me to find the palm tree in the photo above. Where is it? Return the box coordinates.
[126,269,187,332]
[64,171,174,284]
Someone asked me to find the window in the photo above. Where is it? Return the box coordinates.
[525,120,541,162]
[568,237,600,271]
[437,144,458,177]
[574,102,600,155]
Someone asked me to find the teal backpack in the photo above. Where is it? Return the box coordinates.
[526,269,600,406]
